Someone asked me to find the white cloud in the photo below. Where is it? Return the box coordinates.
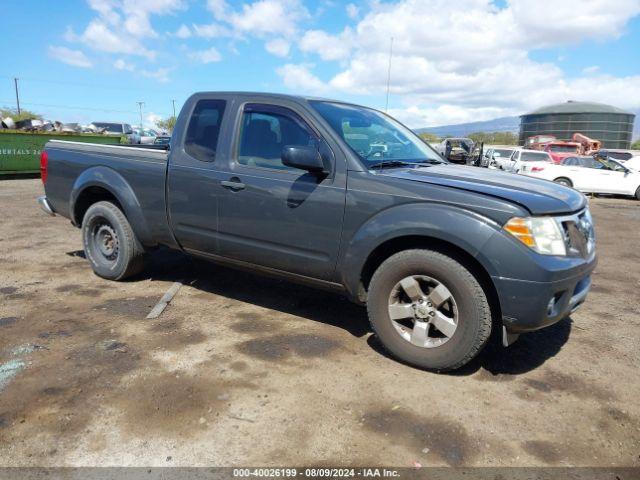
[207,0,229,19]
[582,65,600,74]
[282,0,640,127]
[210,0,309,39]
[192,22,231,38]
[276,63,329,93]
[345,3,359,19]
[265,38,290,57]
[48,46,93,68]
[114,58,135,71]
[87,0,120,25]
[80,20,156,58]
[299,29,352,61]
[140,67,172,83]
[508,0,640,47]
[173,24,192,38]
[65,0,188,66]
[145,112,163,128]
[189,47,223,64]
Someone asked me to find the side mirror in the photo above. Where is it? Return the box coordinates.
[281,145,327,174]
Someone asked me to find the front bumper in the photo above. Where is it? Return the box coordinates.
[37,195,55,216]
[495,255,596,334]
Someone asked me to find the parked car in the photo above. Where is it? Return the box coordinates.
[91,122,139,144]
[434,138,476,164]
[153,135,171,145]
[484,147,516,169]
[520,155,640,200]
[593,149,633,162]
[622,156,640,172]
[133,128,159,144]
[38,92,596,371]
[501,148,553,173]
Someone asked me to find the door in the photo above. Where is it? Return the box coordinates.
[167,98,229,254]
[588,159,630,194]
[505,151,519,171]
[216,103,346,281]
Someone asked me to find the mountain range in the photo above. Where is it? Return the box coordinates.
[415,110,640,141]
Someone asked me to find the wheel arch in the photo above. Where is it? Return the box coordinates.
[70,166,153,245]
[553,176,573,187]
[340,203,502,321]
[359,235,501,324]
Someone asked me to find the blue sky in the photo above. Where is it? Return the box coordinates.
[1,0,639,129]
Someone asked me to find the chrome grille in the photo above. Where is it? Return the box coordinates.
[559,209,595,258]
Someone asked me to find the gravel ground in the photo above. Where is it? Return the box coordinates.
[0,178,638,467]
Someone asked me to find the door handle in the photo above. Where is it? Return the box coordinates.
[221,178,245,191]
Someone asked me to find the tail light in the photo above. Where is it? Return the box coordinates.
[531,166,545,172]
[40,150,48,184]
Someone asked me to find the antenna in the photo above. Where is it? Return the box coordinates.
[385,37,394,112]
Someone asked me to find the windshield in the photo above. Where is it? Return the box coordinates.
[494,148,513,157]
[310,101,444,168]
[521,151,551,162]
[596,158,627,171]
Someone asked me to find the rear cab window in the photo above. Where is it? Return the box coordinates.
[185,99,227,162]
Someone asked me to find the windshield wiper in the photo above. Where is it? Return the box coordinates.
[413,159,445,165]
[369,159,444,170]
[369,160,423,170]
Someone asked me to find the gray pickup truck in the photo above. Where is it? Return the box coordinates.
[38,92,596,371]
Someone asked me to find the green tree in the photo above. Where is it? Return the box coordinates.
[156,116,177,133]
[1,107,42,122]
[418,132,440,143]
[631,139,640,150]
[469,131,518,145]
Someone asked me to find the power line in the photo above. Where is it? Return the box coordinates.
[0,74,180,94]
[0,99,170,116]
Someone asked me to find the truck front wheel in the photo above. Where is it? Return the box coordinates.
[81,201,145,280]
[367,249,492,371]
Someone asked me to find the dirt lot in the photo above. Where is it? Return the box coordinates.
[0,178,638,467]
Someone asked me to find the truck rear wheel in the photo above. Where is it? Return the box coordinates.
[82,201,145,280]
[367,249,491,371]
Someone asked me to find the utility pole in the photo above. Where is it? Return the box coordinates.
[384,37,394,113]
[14,78,21,115]
[171,99,176,119]
[136,101,145,128]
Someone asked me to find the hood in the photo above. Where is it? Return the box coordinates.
[379,164,586,215]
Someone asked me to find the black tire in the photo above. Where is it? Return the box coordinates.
[82,201,145,280]
[635,186,640,201]
[554,177,573,187]
[367,249,492,371]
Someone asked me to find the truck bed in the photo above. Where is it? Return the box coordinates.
[44,139,175,248]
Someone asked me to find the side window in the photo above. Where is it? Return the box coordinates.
[185,99,227,162]
[237,106,316,172]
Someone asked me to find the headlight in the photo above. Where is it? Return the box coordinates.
[504,216,566,255]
